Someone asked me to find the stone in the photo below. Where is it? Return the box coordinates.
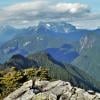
[32,92,57,100]
[23,80,33,88]
[16,89,35,100]
[35,79,49,88]
[83,92,97,100]
[70,93,77,100]
[4,80,100,100]
[50,85,69,96]
[88,90,95,95]
[96,93,100,98]
[4,86,29,100]
[76,92,85,100]
[59,92,72,100]
[4,80,33,100]
[43,80,70,91]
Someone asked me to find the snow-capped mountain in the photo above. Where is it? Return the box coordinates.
[0,21,77,46]
[36,21,76,34]
[0,21,100,81]
[0,22,99,62]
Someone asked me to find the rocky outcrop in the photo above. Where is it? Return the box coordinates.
[4,80,100,100]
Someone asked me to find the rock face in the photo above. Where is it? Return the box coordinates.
[4,80,100,100]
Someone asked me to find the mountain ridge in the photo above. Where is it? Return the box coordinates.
[1,52,99,92]
[0,21,100,82]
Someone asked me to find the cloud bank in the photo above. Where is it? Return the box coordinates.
[0,0,100,28]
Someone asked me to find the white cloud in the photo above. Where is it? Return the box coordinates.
[71,19,100,29]
[0,1,99,28]
[51,3,89,14]
[4,1,47,12]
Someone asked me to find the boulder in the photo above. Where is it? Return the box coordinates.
[23,80,33,88]
[32,92,57,100]
[83,92,97,100]
[88,90,95,95]
[4,80,100,100]
[16,89,35,100]
[59,92,73,100]
[75,88,85,100]
[43,80,69,91]
[4,80,33,100]
[50,85,68,96]
[35,79,49,88]
[4,86,29,100]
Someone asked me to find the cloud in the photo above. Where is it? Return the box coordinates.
[5,1,47,12]
[0,1,49,25]
[51,3,89,14]
[0,1,99,28]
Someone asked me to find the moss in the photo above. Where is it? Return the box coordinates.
[0,66,51,99]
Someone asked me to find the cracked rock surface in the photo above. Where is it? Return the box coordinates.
[4,80,100,100]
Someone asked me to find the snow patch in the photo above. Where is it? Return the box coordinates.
[23,41,31,47]
[36,37,44,41]
[46,24,51,27]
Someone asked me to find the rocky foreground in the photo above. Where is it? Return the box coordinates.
[4,80,100,100]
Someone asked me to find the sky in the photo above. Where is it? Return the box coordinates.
[0,0,100,29]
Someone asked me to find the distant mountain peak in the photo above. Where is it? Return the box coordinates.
[0,25,15,33]
[37,21,76,33]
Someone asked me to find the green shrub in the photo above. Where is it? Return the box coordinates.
[0,66,51,99]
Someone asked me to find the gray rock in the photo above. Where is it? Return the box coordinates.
[4,86,29,100]
[23,80,33,88]
[83,92,97,100]
[4,80,100,100]
[35,79,49,88]
[16,89,35,100]
[50,85,67,96]
[4,80,33,100]
[32,92,57,100]
[88,90,95,95]
[43,80,70,91]
[60,92,73,100]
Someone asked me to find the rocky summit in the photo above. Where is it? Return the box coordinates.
[4,79,100,100]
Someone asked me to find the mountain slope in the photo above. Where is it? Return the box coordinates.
[4,54,38,69]
[0,21,100,82]
[0,52,100,92]
[0,26,22,45]
[0,21,83,63]
[72,33,100,80]
[45,44,79,63]
[28,52,100,92]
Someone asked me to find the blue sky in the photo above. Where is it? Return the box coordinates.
[1,0,99,12]
[0,0,28,6]
[0,0,100,29]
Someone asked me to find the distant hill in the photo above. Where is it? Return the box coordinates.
[1,52,99,92]
[0,25,22,45]
[28,52,100,92]
[45,44,79,63]
[4,54,38,69]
